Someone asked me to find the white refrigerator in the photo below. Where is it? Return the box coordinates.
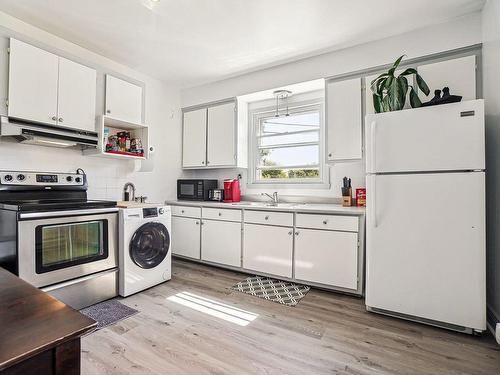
[365,99,486,334]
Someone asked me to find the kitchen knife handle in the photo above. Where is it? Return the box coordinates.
[370,121,377,173]
[372,174,377,228]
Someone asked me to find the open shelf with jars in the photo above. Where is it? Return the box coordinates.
[83,115,149,159]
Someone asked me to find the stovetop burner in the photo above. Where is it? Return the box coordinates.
[0,169,117,212]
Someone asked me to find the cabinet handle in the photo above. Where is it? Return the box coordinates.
[106,109,111,114]
[195,221,199,225]
[58,117,63,122]
[295,231,300,236]
[51,116,57,121]
[323,219,328,225]
[201,161,205,165]
[201,221,205,225]
[288,231,292,235]
[207,161,210,165]
[218,212,222,216]
[181,210,185,213]
[264,215,269,220]
[328,153,332,157]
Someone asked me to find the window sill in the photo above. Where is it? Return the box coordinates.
[247,181,331,190]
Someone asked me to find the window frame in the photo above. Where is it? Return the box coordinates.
[248,99,329,188]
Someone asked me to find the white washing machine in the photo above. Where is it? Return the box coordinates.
[119,205,171,297]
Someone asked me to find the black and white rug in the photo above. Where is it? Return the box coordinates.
[80,299,138,330]
[231,276,310,306]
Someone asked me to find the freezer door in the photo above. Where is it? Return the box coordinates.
[365,172,485,330]
[365,100,485,173]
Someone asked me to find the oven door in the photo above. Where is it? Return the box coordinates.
[17,208,118,288]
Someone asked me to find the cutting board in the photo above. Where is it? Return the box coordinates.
[116,201,161,208]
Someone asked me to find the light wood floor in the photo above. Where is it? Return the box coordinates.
[82,259,500,375]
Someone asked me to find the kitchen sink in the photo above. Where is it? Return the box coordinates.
[231,202,303,208]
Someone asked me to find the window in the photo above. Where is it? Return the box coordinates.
[250,102,326,185]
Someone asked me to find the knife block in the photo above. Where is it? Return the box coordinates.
[342,188,352,207]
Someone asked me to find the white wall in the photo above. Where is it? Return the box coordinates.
[181,12,482,200]
[0,11,183,203]
[482,0,500,330]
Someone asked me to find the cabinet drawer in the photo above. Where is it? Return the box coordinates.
[244,210,293,227]
[296,213,358,232]
[171,205,201,218]
[202,207,242,222]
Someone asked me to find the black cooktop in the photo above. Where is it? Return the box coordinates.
[0,198,117,212]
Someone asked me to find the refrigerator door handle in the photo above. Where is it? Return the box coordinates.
[370,121,377,172]
[372,174,378,228]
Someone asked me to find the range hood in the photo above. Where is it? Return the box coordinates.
[0,116,99,149]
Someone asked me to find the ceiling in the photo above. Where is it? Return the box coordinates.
[0,0,485,88]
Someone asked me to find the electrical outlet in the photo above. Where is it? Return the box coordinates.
[496,323,500,345]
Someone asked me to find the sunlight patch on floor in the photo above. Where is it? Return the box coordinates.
[167,291,259,326]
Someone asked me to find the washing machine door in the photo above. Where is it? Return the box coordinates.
[129,222,170,269]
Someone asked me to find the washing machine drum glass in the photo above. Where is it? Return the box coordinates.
[129,222,170,269]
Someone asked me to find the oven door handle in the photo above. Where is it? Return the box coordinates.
[18,207,119,219]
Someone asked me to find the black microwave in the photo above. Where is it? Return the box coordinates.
[177,179,218,201]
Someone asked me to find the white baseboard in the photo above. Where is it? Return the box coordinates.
[496,323,500,345]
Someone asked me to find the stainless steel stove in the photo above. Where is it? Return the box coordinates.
[0,170,119,309]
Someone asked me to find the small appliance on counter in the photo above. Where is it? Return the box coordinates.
[208,188,224,202]
[223,178,241,203]
[177,179,218,201]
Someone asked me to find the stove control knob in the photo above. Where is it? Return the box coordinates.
[159,208,165,215]
[4,174,13,182]
[66,176,73,182]
[16,174,25,181]
[75,177,82,183]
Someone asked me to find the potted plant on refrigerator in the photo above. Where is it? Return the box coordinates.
[371,55,430,113]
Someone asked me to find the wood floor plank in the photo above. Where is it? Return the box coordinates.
[82,259,500,375]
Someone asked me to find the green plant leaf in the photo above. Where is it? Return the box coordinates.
[392,55,405,70]
[371,73,389,86]
[416,74,430,96]
[373,94,382,113]
[398,68,417,76]
[382,95,391,112]
[387,77,406,111]
[409,86,422,108]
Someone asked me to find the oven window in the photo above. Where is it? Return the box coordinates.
[35,220,108,274]
[180,184,195,196]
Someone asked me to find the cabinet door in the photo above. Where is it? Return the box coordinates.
[295,229,358,290]
[417,56,476,101]
[171,216,201,259]
[182,108,207,168]
[201,220,241,267]
[57,57,97,132]
[105,75,143,123]
[243,224,293,278]
[326,78,362,161]
[207,102,236,167]
[8,38,59,125]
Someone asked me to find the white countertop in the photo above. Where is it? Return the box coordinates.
[165,200,365,216]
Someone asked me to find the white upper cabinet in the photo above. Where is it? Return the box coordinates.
[417,56,476,102]
[105,75,143,124]
[182,99,244,169]
[207,102,236,167]
[57,57,96,132]
[8,38,59,125]
[182,108,207,168]
[8,38,97,131]
[326,77,363,162]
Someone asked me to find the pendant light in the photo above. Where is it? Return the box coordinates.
[273,90,292,117]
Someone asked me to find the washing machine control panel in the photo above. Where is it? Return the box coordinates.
[143,207,158,218]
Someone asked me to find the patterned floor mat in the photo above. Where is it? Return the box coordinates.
[231,276,310,306]
[80,299,138,330]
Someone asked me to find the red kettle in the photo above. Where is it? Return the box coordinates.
[223,179,241,203]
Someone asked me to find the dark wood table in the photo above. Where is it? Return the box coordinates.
[0,268,96,374]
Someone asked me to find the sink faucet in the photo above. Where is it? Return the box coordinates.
[123,182,136,202]
[262,192,279,206]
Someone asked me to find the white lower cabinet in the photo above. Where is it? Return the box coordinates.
[201,220,241,267]
[243,224,293,278]
[294,229,358,290]
[171,216,201,259]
